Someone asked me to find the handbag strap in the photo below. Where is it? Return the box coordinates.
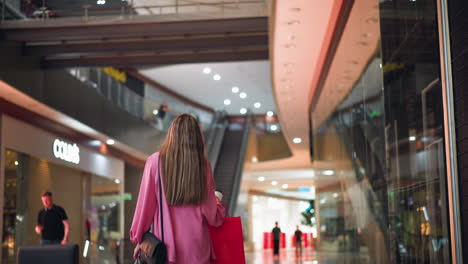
[157,156,164,243]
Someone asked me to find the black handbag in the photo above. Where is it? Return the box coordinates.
[138,157,167,264]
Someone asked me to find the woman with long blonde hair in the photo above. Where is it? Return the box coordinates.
[131,114,225,263]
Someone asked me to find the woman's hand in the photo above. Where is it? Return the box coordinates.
[133,244,141,260]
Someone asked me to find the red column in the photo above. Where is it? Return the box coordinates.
[280,233,286,248]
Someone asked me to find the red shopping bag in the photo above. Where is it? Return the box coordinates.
[209,217,246,264]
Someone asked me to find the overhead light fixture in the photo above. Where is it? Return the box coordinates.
[258,176,265,182]
[203,67,212,74]
[14,161,19,166]
[293,137,302,144]
[333,193,339,198]
[282,184,289,189]
[271,181,278,186]
[252,156,258,163]
[320,198,327,204]
[266,111,274,117]
[239,92,247,99]
[213,74,221,81]
[270,124,278,131]
[240,108,247,115]
[97,0,106,5]
[232,86,239,93]
[323,170,335,176]
[114,179,121,184]
[287,20,301,25]
[89,140,102,147]
[284,43,296,48]
[106,139,115,145]
[254,102,261,108]
[152,109,159,115]
[224,99,231,106]
[409,136,416,141]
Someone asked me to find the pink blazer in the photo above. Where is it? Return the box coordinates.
[130,152,225,264]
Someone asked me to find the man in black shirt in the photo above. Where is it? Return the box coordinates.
[294,225,303,257]
[35,192,70,245]
[271,222,281,259]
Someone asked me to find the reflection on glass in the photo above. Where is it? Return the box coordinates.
[2,150,19,264]
[312,0,450,263]
[1,150,122,264]
[87,175,121,264]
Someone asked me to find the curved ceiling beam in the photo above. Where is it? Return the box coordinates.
[269,0,346,169]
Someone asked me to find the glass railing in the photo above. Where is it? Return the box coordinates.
[67,67,212,131]
[1,0,270,24]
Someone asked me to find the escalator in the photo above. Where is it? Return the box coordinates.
[206,113,251,216]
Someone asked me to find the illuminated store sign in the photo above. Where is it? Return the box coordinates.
[53,139,80,164]
[102,67,127,83]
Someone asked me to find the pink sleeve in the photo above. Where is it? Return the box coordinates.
[130,155,157,244]
[202,162,225,227]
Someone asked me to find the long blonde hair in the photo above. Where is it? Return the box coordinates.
[159,114,207,205]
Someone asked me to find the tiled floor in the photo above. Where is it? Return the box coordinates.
[245,249,370,264]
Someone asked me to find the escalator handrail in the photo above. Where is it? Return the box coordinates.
[227,113,252,216]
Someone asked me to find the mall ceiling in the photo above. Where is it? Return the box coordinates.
[139,60,276,115]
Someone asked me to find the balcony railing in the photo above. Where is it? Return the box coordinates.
[1,0,270,24]
[67,67,211,131]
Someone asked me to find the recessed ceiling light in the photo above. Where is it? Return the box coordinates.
[409,136,416,141]
[152,109,159,115]
[365,17,378,24]
[271,181,278,186]
[106,139,115,145]
[89,140,102,147]
[232,86,239,93]
[239,92,247,99]
[287,20,301,25]
[323,170,335,176]
[266,111,274,117]
[224,99,231,105]
[240,108,247,115]
[213,74,221,81]
[254,102,261,108]
[282,184,289,189]
[357,41,369,46]
[293,137,302,144]
[333,193,339,198]
[203,67,212,74]
[270,124,278,131]
[284,43,296,48]
[252,156,258,163]
[258,176,265,182]
[114,179,121,184]
[14,161,19,166]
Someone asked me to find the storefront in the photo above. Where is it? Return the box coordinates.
[0,115,125,263]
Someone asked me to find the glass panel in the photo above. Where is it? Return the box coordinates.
[86,175,121,264]
[311,0,451,263]
[2,150,19,264]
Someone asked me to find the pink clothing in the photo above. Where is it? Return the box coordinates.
[130,152,225,264]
